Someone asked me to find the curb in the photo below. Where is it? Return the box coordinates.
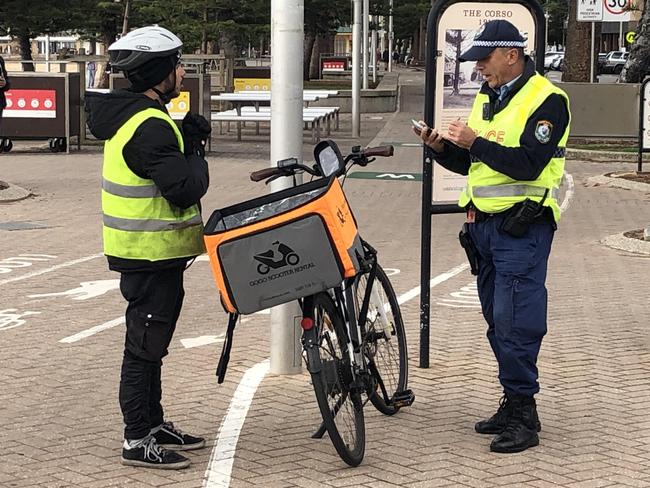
[0,181,33,203]
[585,174,650,193]
[567,148,638,162]
[601,232,650,255]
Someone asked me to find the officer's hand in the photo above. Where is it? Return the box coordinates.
[446,120,476,149]
[413,120,445,153]
[182,112,211,157]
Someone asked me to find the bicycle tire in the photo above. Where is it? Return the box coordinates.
[308,292,365,467]
[355,263,408,415]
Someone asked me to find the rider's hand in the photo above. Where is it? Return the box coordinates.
[182,112,211,157]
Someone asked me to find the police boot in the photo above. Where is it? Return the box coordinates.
[476,394,542,434]
[475,394,512,434]
[489,395,540,453]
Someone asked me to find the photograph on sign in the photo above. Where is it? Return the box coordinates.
[432,2,536,202]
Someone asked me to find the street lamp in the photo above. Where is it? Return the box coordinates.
[544,11,550,51]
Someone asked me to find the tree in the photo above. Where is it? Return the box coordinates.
[621,0,650,82]
[540,0,569,48]
[392,0,429,62]
[562,0,595,82]
[303,0,350,80]
[0,0,76,71]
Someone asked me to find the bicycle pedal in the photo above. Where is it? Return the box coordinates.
[392,389,415,408]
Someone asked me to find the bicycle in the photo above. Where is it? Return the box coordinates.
[245,141,415,466]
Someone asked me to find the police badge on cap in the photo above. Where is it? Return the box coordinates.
[459,20,527,62]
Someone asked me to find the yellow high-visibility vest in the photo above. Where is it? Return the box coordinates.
[101,108,205,260]
[459,74,570,222]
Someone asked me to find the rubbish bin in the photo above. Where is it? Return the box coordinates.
[0,73,81,153]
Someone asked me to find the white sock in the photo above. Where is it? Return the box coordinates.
[123,436,147,449]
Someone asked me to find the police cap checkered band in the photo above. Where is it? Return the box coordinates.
[459,20,527,62]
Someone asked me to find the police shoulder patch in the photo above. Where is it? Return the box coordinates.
[535,120,553,144]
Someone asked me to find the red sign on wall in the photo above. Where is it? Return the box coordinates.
[322,60,346,72]
[4,89,57,118]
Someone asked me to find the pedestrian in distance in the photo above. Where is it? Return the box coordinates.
[85,25,212,469]
[0,54,10,134]
[413,19,570,453]
[86,60,96,88]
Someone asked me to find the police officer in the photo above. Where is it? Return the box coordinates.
[415,20,570,453]
[86,26,211,469]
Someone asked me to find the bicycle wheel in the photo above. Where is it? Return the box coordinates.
[308,292,365,467]
[355,263,408,415]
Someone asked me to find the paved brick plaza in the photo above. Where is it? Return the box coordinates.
[1,70,649,487]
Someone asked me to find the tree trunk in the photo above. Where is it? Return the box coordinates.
[621,0,650,82]
[18,34,34,72]
[303,31,316,81]
[563,1,593,82]
[201,3,209,54]
[310,34,324,80]
[97,32,116,88]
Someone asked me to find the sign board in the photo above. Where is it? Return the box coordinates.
[578,0,604,21]
[165,91,190,119]
[432,2,536,202]
[4,89,57,118]
[577,0,639,22]
[602,0,636,22]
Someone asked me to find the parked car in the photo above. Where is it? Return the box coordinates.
[549,53,565,71]
[602,51,629,74]
[544,51,563,70]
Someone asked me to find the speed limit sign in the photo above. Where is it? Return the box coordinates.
[602,0,635,22]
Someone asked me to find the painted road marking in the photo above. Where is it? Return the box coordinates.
[0,309,41,331]
[203,359,270,488]
[348,171,422,181]
[397,263,469,306]
[29,280,120,301]
[438,282,480,308]
[181,334,225,349]
[0,253,103,287]
[0,254,57,274]
[59,316,124,344]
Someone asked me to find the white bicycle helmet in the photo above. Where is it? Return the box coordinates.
[109,25,182,71]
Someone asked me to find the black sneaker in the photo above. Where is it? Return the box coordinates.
[121,435,190,469]
[152,421,206,451]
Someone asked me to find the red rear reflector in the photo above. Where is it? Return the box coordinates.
[300,317,314,330]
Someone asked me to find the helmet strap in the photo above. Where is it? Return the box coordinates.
[152,66,178,104]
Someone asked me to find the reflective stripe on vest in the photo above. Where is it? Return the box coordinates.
[101,108,205,260]
[460,74,571,222]
[472,184,559,199]
[103,213,203,232]
[102,178,162,198]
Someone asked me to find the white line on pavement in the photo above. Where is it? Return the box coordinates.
[203,359,270,488]
[396,263,470,305]
[59,316,124,344]
[0,253,104,287]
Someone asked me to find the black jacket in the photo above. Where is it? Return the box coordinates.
[432,58,569,182]
[85,90,209,272]
[0,56,10,110]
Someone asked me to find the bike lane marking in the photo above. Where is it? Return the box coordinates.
[0,253,104,287]
[203,359,270,488]
[59,317,125,343]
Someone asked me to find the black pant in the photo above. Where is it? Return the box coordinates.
[118,266,185,440]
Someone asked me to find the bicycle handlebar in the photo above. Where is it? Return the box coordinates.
[250,167,281,182]
[362,145,394,158]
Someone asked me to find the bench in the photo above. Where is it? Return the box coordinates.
[211,110,325,143]
[239,106,340,133]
